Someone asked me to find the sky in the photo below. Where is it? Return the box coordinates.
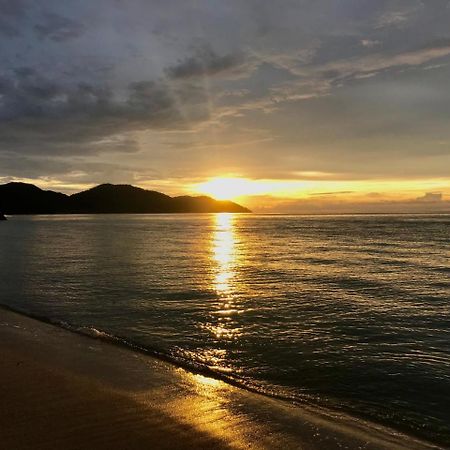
[0,0,449,213]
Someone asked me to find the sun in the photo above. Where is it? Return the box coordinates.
[195,177,265,201]
[195,176,312,201]
[195,178,244,200]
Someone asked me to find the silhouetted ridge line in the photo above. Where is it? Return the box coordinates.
[0,182,251,214]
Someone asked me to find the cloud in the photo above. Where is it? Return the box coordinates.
[165,46,253,80]
[0,154,70,179]
[0,153,162,189]
[213,37,450,120]
[34,13,85,42]
[0,0,25,16]
[415,192,443,203]
[252,193,450,214]
[375,3,422,29]
[261,41,450,109]
[311,191,354,196]
[311,42,450,91]
[0,0,26,37]
[361,39,381,48]
[0,66,210,157]
[0,20,20,37]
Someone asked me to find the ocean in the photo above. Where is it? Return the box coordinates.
[0,214,449,446]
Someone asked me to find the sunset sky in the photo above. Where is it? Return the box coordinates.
[0,0,449,212]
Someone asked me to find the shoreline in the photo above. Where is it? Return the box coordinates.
[0,307,441,450]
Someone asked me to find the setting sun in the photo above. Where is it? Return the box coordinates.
[195,177,269,201]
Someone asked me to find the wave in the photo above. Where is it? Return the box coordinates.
[0,302,310,404]
[0,302,445,448]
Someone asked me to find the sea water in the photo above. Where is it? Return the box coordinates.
[0,214,449,445]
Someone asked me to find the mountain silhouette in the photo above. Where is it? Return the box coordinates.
[0,182,68,214]
[0,182,251,214]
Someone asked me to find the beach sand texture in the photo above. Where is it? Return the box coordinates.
[0,308,440,450]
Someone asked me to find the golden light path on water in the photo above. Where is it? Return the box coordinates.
[212,213,236,294]
[180,213,242,374]
[208,213,243,343]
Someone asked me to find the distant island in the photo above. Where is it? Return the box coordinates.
[0,182,251,214]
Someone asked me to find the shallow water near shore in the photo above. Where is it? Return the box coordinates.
[1,307,437,450]
[0,214,449,446]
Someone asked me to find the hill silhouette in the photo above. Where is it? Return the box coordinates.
[0,182,251,214]
[0,182,69,214]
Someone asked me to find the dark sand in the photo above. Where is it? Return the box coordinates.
[0,308,440,450]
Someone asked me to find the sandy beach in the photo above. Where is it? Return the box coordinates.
[0,307,440,450]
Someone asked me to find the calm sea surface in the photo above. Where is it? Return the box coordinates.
[0,214,449,445]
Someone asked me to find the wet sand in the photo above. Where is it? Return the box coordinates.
[0,308,440,450]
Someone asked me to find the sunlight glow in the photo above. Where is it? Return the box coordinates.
[209,213,243,341]
[193,176,450,205]
[212,213,236,293]
[196,177,272,200]
[192,373,222,388]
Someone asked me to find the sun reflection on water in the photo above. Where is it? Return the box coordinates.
[208,213,243,341]
[212,213,236,294]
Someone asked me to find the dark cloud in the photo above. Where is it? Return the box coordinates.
[0,66,210,157]
[0,153,160,186]
[0,0,26,37]
[0,153,70,179]
[0,20,20,37]
[0,0,26,16]
[34,13,85,42]
[166,46,249,79]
